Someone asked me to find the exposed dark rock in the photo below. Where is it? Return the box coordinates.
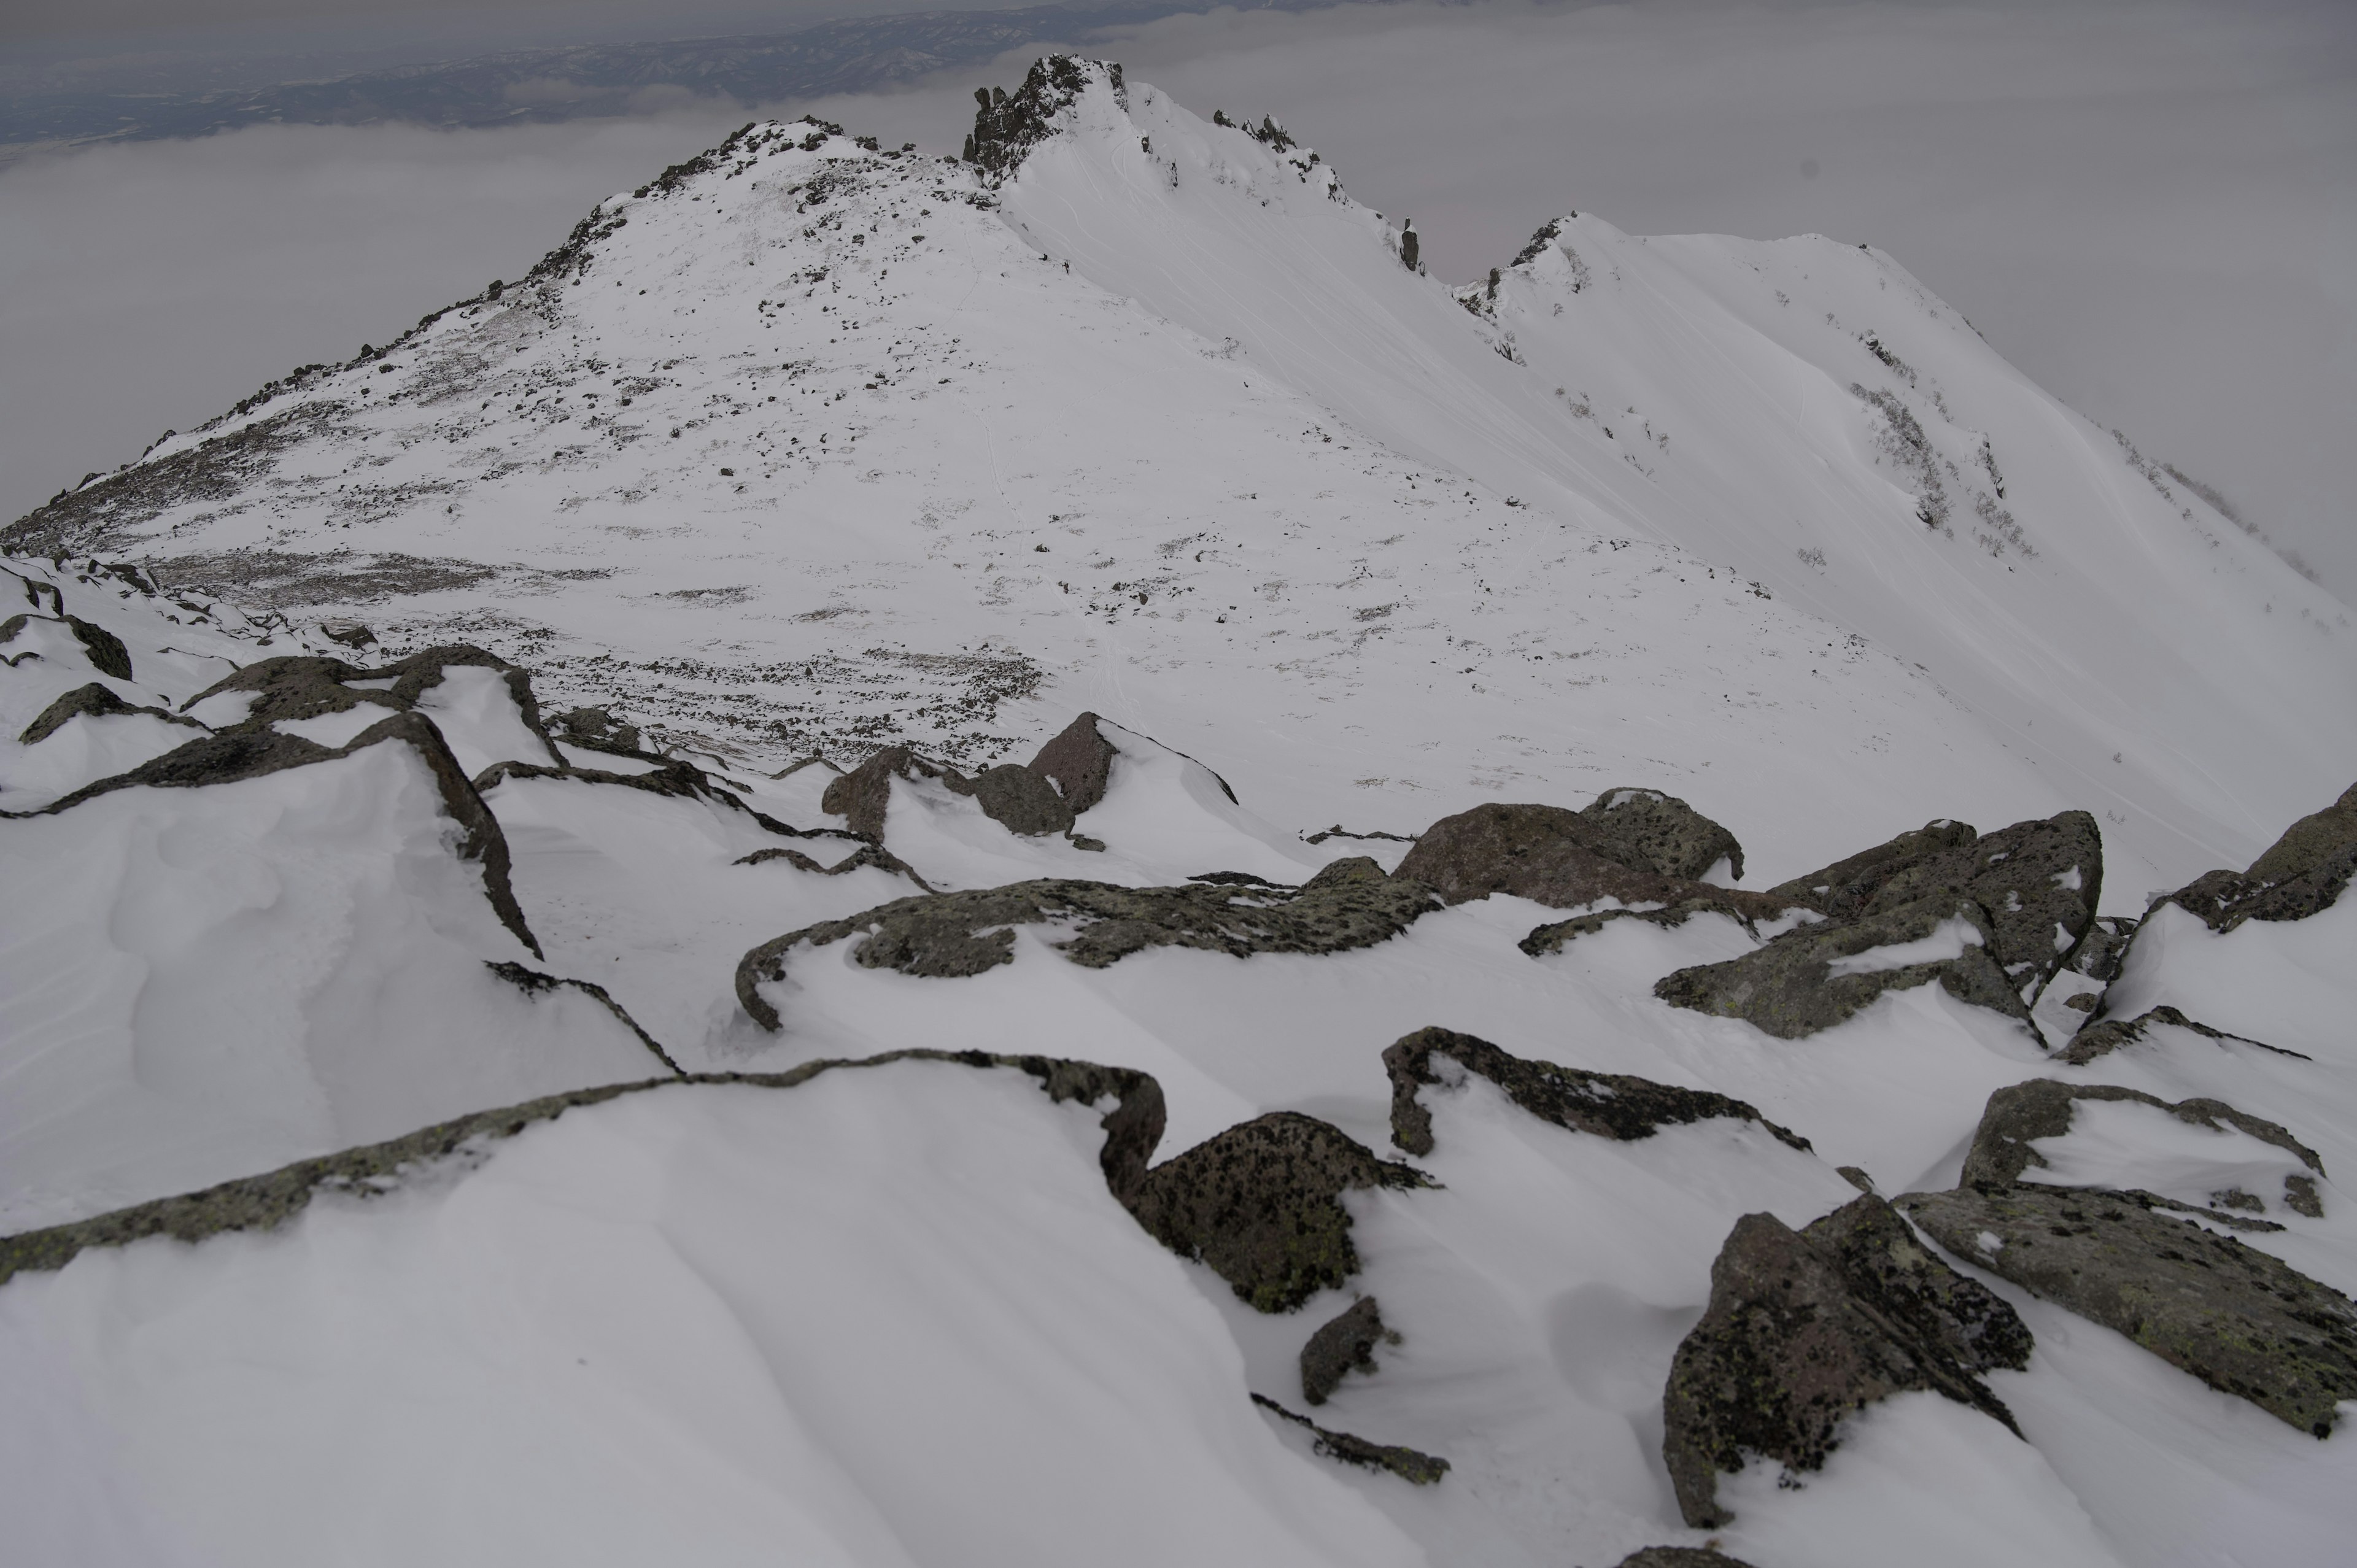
[1395,801,1788,938]
[10,709,541,957]
[1655,895,2028,1038]
[1121,1113,1429,1313]
[2061,914,2138,984]
[1520,897,1768,956]
[1614,1550,1759,1568]
[966,56,1104,183]
[318,619,376,648]
[1576,787,1746,881]
[175,643,560,768]
[483,960,683,1076]
[1766,817,1979,916]
[1302,824,1418,846]
[65,616,133,679]
[821,743,941,838]
[1896,1184,2357,1437]
[551,705,641,755]
[1301,1295,1390,1405]
[2158,782,2357,931]
[1381,1025,1811,1156]
[1252,1393,1450,1485]
[1189,870,1295,889]
[2057,1004,2309,1066]
[0,1049,1167,1288]
[944,760,1074,836]
[17,681,201,746]
[1029,709,1119,814]
[1960,1079,2323,1197]
[1662,1195,2031,1527]
[735,862,1439,1030]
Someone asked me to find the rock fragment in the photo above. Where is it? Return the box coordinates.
[2154,781,2357,930]
[1251,1394,1450,1485]
[1300,1296,1389,1405]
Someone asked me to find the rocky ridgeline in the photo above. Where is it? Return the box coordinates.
[6,558,2356,1543]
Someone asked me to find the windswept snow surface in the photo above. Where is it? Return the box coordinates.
[6,62,2357,1568]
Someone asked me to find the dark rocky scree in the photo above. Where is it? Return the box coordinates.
[2057,1004,2309,1067]
[1656,810,2102,1038]
[1299,1295,1392,1405]
[1251,1393,1450,1486]
[1896,1184,2357,1437]
[1382,1026,1811,1157]
[733,855,1438,1030]
[1662,1194,2034,1527]
[1128,1111,1430,1313]
[1960,1078,2324,1218]
[2153,781,2357,932]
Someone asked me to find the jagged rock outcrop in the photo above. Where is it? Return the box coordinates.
[1654,895,2028,1038]
[2155,781,2357,931]
[1251,1393,1450,1484]
[1765,817,1979,914]
[1398,794,1764,908]
[1662,1194,2032,1527]
[1129,1113,1428,1313]
[1029,709,1120,814]
[734,855,1438,1029]
[2056,1004,2307,1066]
[965,55,1116,181]
[1381,1025,1811,1156]
[16,681,201,745]
[1896,1184,2357,1437]
[1960,1079,2324,1213]
[1300,1296,1390,1405]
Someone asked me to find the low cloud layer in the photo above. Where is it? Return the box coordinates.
[4,0,2350,592]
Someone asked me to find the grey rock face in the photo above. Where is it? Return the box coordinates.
[1029,709,1120,815]
[1300,1296,1388,1405]
[944,760,1074,836]
[1654,895,2027,1039]
[1896,1184,2357,1437]
[1252,1393,1450,1484]
[1615,1550,1759,1568]
[1765,817,1979,915]
[1960,1079,2323,1197]
[1380,1025,1810,1157]
[16,681,200,746]
[2157,781,2357,931]
[66,616,133,679]
[551,705,641,755]
[734,862,1439,1030]
[1662,1195,2031,1527]
[2056,1004,2307,1067]
[821,744,941,839]
[1126,1113,1429,1313]
[1396,801,1789,935]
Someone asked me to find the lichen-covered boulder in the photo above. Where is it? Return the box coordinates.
[1895,1184,2357,1437]
[1574,787,1746,881]
[1381,1025,1810,1156]
[1299,1295,1389,1405]
[735,862,1441,1029]
[1654,895,2027,1038]
[16,681,199,746]
[1398,798,1763,911]
[1127,1112,1429,1313]
[1662,1194,2030,1527]
[1766,817,1979,915]
[1959,1078,2323,1200]
[2157,781,2357,930]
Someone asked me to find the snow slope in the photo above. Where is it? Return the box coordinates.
[5,58,2356,1568]
[9,62,2347,898]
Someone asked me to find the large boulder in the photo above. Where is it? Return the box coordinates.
[1381,1025,1810,1156]
[735,857,1439,1030]
[1396,794,1765,911]
[1028,709,1120,814]
[1896,1184,2357,1437]
[2157,781,2357,930]
[1126,1112,1430,1313]
[1654,895,2027,1038]
[1299,1294,1390,1405]
[1765,817,1979,916]
[1662,1194,2032,1527]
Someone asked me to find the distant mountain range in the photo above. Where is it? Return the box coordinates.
[1,1,1313,149]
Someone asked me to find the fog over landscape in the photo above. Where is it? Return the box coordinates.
[4,0,2351,593]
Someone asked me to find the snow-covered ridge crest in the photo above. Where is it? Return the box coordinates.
[2,55,2351,897]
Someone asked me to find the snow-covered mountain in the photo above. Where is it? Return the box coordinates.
[4,56,2354,1568]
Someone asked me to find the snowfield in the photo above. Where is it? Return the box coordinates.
[4,57,2354,1568]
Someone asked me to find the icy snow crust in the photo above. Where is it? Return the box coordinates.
[6,63,2357,1568]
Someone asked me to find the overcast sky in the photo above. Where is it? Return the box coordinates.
[4,0,2350,593]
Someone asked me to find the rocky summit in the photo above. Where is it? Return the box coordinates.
[3,55,2355,1568]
